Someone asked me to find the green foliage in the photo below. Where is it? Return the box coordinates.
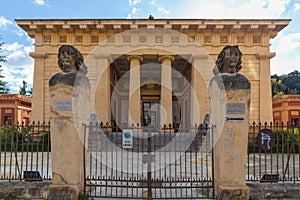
[78,191,93,200]
[273,128,299,153]
[248,128,299,153]
[19,80,27,95]
[271,70,300,97]
[0,39,9,94]
[0,126,51,152]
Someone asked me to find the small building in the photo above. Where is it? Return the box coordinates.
[0,94,32,125]
[272,95,300,125]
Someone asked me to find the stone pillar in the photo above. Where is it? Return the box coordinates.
[29,52,47,122]
[257,53,275,123]
[210,74,251,200]
[92,54,111,123]
[191,54,213,124]
[159,55,174,128]
[127,55,143,126]
[48,45,90,200]
[48,73,90,200]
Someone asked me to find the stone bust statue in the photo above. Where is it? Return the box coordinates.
[213,45,242,75]
[49,45,88,86]
[211,45,250,90]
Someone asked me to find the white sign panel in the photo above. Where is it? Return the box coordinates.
[122,129,133,149]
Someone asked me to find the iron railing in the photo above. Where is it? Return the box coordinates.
[0,121,51,181]
[84,122,215,199]
[247,122,300,183]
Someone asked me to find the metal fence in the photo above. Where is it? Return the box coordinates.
[247,122,300,183]
[84,123,215,199]
[0,121,51,181]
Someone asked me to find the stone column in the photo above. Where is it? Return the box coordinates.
[48,45,90,200]
[257,53,275,123]
[127,55,143,126]
[191,54,213,124]
[29,52,47,122]
[159,55,174,127]
[209,74,251,200]
[48,73,90,200]
[92,54,111,123]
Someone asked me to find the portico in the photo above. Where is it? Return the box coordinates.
[16,18,290,127]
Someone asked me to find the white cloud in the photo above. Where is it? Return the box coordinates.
[172,0,290,18]
[158,7,170,14]
[132,7,138,15]
[127,14,132,19]
[273,32,300,55]
[129,0,141,6]
[150,0,156,5]
[294,3,300,11]
[0,16,13,28]
[32,0,49,6]
[271,55,300,75]
[1,42,34,93]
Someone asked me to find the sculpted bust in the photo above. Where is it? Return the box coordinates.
[49,45,88,87]
[213,45,242,75]
[211,45,250,90]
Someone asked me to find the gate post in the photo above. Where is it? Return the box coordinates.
[48,45,90,200]
[209,46,251,199]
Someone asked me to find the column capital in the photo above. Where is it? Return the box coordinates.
[158,55,175,63]
[127,54,143,62]
[256,52,276,59]
[29,52,48,59]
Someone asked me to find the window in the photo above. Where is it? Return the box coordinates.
[75,35,83,43]
[60,36,67,43]
[237,36,245,43]
[204,35,211,43]
[43,35,51,43]
[4,116,12,125]
[188,35,195,43]
[139,35,147,43]
[123,35,131,43]
[220,35,228,43]
[155,36,163,43]
[253,36,261,43]
[172,102,180,123]
[291,118,299,126]
[171,36,179,43]
[91,35,98,43]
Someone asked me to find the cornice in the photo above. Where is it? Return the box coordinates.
[16,19,290,37]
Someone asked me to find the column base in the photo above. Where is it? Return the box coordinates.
[49,184,83,200]
[216,185,250,200]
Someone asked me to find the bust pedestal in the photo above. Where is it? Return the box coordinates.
[210,74,251,200]
[48,73,90,200]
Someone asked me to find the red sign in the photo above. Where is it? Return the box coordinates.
[257,129,275,151]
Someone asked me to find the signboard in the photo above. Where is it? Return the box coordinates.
[257,129,275,151]
[226,103,245,115]
[122,129,133,149]
[54,100,72,111]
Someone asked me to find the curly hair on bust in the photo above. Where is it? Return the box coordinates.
[58,45,83,71]
[213,45,242,75]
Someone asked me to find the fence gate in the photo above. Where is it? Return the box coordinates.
[84,123,215,199]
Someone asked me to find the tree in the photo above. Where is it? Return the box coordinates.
[0,40,9,94]
[19,80,32,97]
[19,80,27,95]
[271,70,300,97]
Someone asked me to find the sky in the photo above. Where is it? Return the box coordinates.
[0,0,299,93]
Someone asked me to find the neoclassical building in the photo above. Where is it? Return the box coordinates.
[16,18,290,127]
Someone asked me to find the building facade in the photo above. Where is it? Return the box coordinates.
[273,95,300,125]
[0,94,32,125]
[16,19,290,127]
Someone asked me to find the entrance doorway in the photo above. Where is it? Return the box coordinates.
[142,102,160,128]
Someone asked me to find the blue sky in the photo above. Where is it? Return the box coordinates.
[0,0,299,93]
